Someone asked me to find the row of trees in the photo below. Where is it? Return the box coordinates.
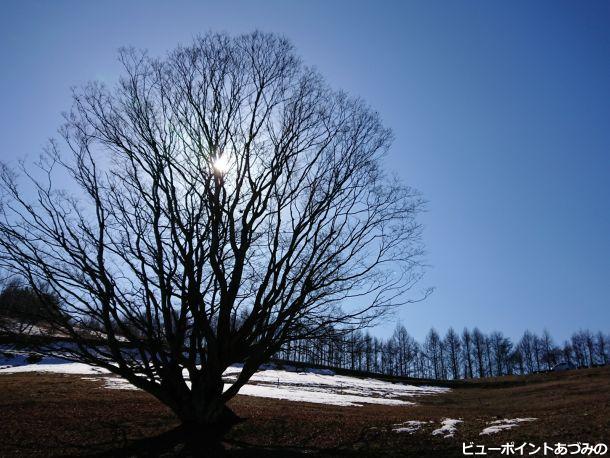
[0,280,62,323]
[276,325,610,379]
[2,281,607,381]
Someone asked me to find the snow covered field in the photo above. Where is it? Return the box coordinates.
[0,353,449,407]
[223,364,449,406]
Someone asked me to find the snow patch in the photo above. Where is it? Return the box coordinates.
[0,361,449,407]
[480,418,537,435]
[432,418,463,438]
[223,366,450,399]
[0,362,109,375]
[80,376,139,390]
[236,383,412,407]
[223,365,442,406]
[392,420,431,433]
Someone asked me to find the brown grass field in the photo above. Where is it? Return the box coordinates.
[0,366,608,457]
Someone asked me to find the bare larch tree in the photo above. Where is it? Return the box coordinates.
[0,32,424,451]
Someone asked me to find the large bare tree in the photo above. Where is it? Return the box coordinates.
[0,32,425,451]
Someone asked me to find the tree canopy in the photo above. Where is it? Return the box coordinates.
[0,31,425,450]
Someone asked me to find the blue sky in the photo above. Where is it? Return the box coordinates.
[1,1,609,343]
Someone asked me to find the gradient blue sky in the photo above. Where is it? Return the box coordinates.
[1,1,609,343]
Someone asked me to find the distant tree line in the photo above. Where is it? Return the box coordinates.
[2,282,607,380]
[275,325,610,379]
[0,280,62,323]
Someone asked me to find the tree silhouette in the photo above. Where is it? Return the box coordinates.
[0,32,425,452]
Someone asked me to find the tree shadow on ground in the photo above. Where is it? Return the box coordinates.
[86,425,326,457]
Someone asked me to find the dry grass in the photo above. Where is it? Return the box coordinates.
[0,366,608,456]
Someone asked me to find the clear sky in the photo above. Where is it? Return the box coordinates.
[1,1,609,343]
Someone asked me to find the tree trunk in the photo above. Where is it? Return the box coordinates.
[179,406,242,456]
[171,376,244,456]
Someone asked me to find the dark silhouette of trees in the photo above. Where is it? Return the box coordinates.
[444,327,461,380]
[596,332,608,365]
[0,32,426,452]
[489,331,512,376]
[472,327,486,378]
[424,328,443,379]
[518,330,537,374]
[561,340,574,367]
[540,329,558,370]
[393,324,418,376]
[275,325,608,381]
[461,328,474,378]
[0,279,62,323]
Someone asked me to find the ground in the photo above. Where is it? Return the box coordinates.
[0,367,608,457]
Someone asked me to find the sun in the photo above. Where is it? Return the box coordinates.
[212,154,230,175]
